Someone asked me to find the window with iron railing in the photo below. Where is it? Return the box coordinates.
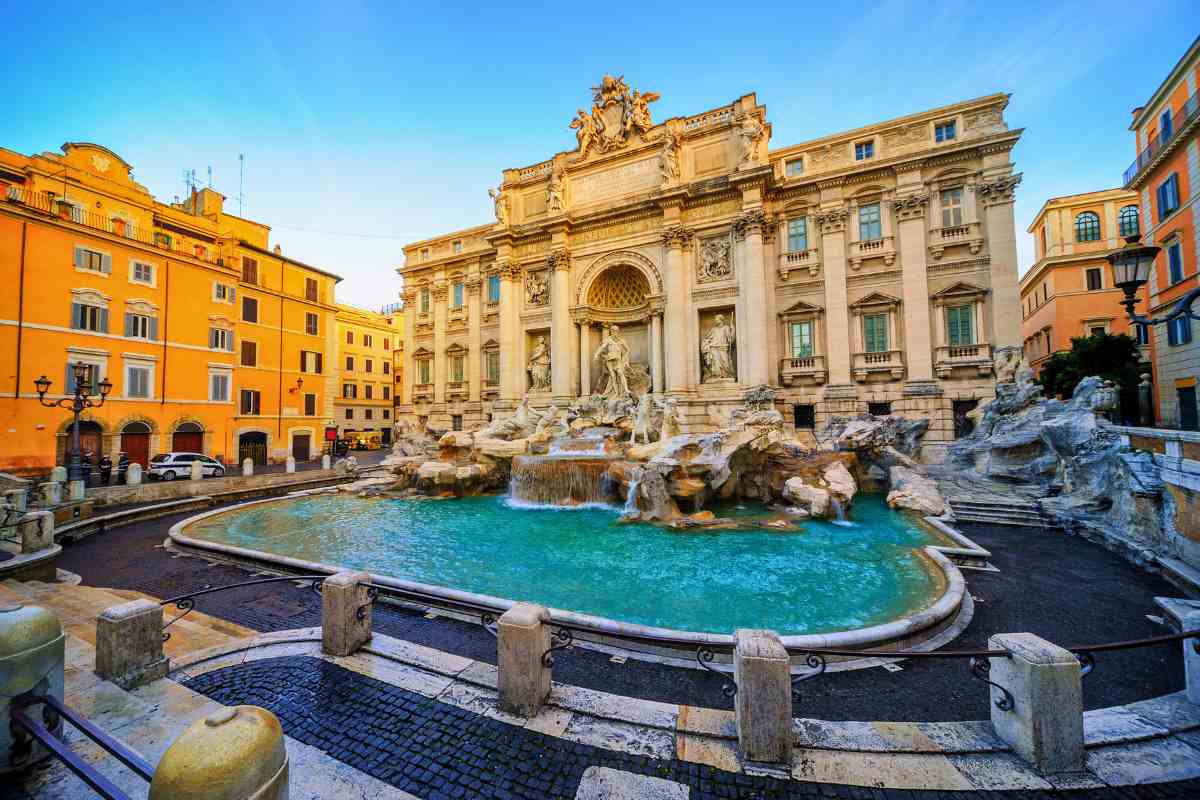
[1124,89,1199,184]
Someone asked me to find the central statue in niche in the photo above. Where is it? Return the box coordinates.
[593,324,631,399]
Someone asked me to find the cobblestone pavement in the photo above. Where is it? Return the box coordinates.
[184,655,1200,800]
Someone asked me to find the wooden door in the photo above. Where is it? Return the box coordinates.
[172,431,204,453]
[292,435,311,461]
[121,432,150,467]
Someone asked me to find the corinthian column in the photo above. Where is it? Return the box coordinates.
[818,208,852,385]
[431,281,448,405]
[735,210,770,386]
[548,249,573,401]
[466,274,482,402]
[497,261,522,401]
[650,312,663,393]
[401,289,416,410]
[577,314,592,397]
[661,226,692,393]
[977,173,1023,348]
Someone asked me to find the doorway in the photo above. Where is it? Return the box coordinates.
[238,432,269,466]
[1179,387,1198,431]
[120,422,152,467]
[63,421,104,477]
[172,422,204,453]
[292,434,311,461]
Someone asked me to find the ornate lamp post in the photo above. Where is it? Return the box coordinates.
[1107,234,1197,326]
[34,363,113,483]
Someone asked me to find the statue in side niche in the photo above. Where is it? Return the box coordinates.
[488,186,509,225]
[660,129,682,183]
[738,115,765,167]
[547,166,565,214]
[527,335,552,392]
[633,393,654,444]
[701,314,737,382]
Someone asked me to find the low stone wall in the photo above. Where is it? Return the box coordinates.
[85,469,342,508]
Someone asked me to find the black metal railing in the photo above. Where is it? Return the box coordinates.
[1124,89,1200,185]
[159,574,327,640]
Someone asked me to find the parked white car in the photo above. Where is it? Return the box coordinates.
[147,452,226,481]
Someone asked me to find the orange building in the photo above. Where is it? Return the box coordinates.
[0,142,340,475]
[1124,35,1200,429]
[1019,188,1149,377]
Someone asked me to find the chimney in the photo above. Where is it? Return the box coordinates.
[273,244,282,256]
[1131,105,1144,121]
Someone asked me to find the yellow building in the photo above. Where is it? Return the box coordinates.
[333,304,399,445]
[382,302,405,418]
[0,142,340,475]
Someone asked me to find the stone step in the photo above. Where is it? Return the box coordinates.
[947,499,1046,512]
[950,509,1060,529]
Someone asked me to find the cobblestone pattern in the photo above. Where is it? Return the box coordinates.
[184,655,1200,800]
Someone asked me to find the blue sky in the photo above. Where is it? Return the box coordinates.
[2,1,1196,307]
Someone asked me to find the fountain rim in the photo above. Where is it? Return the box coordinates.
[167,491,976,653]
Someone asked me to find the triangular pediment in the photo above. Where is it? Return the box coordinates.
[849,291,901,309]
[412,346,433,358]
[931,281,988,299]
[779,299,824,316]
[446,342,468,354]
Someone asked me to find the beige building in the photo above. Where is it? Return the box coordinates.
[397,78,1024,446]
[334,304,398,443]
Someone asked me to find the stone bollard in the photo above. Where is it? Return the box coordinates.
[126,463,142,485]
[497,603,551,717]
[320,571,372,657]
[285,456,296,474]
[95,600,170,689]
[18,511,54,554]
[1185,611,1200,705]
[987,633,1083,774]
[733,629,793,765]
[150,705,288,800]
[49,466,67,484]
[67,479,85,502]
[0,602,66,773]
[4,489,26,513]
[242,458,253,477]
[322,454,331,470]
[39,481,62,505]
[189,460,203,481]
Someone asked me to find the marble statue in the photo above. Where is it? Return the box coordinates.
[527,335,552,392]
[659,398,681,440]
[993,346,1023,384]
[627,89,660,137]
[547,166,565,213]
[593,324,631,399]
[633,393,654,444]
[570,109,599,158]
[660,130,682,183]
[738,115,765,167]
[701,314,736,382]
[478,397,535,440]
[489,187,509,225]
[534,404,567,437]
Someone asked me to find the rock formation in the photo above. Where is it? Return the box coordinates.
[886,466,947,516]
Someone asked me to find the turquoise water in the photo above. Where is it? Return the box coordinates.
[184,493,947,635]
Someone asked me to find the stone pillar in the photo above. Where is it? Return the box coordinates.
[1138,373,1154,427]
[578,318,592,397]
[1185,611,1200,704]
[402,289,417,408]
[4,488,27,512]
[979,174,1023,348]
[322,454,331,470]
[549,251,573,401]
[50,466,67,483]
[68,480,84,502]
[1,603,65,773]
[467,275,482,402]
[242,458,253,477]
[733,629,792,765]
[190,460,204,481]
[19,511,54,554]
[895,195,935,382]
[432,281,448,405]
[650,313,664,393]
[736,210,770,386]
[662,228,690,393]
[285,456,296,474]
[321,570,372,657]
[987,632,1084,774]
[95,599,169,689]
[498,262,522,402]
[126,463,142,485]
[820,210,852,385]
[40,481,63,505]
[497,602,551,717]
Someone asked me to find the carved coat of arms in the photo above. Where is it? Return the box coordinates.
[569,75,660,159]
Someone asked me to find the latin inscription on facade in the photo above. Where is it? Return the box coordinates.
[572,157,660,204]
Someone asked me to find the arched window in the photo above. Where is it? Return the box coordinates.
[1074,211,1101,242]
[1118,205,1140,237]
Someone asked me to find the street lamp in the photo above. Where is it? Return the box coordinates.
[35,363,112,483]
[1108,234,1198,328]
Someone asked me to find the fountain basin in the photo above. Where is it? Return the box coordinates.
[169,493,970,661]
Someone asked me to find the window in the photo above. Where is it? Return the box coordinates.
[383,409,390,420]
[1040,225,1048,256]
[364,408,374,420]
[786,218,807,252]
[242,296,258,323]
[453,240,463,254]
[420,247,430,261]
[453,282,464,309]
[420,289,431,313]
[940,188,963,228]
[240,389,261,415]
[854,140,874,161]
[784,158,803,177]
[66,362,101,394]
[213,282,235,303]
[1074,212,1100,242]
[450,355,465,383]
[1083,268,1104,291]
[305,312,318,335]
[343,384,358,399]
[241,340,257,367]
[241,257,258,284]
[868,402,892,416]
[418,359,432,384]
[305,278,318,302]
[487,274,500,303]
[304,393,316,416]
[452,414,463,431]
[1168,241,1185,284]
[71,302,108,333]
[125,364,152,399]
[209,371,230,402]
[934,120,956,142]
[346,331,354,344]
[124,312,157,340]
[209,327,233,351]
[346,409,354,420]
[74,246,110,274]
[383,386,390,400]
[1157,173,1180,220]
[863,313,888,353]
[946,304,975,346]
[793,404,815,430]
[130,261,154,285]
[300,350,323,373]
[365,359,373,373]
[364,334,373,348]
[486,351,500,384]
[1089,325,1107,337]
[789,321,813,358]
[1167,315,1192,346]
[1118,205,1140,237]
[383,338,390,350]
[346,355,355,371]
[1160,108,1173,140]
[858,203,882,241]
[1136,323,1150,345]
[365,385,373,400]
[383,362,390,375]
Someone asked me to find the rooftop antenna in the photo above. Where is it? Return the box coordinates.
[238,154,245,216]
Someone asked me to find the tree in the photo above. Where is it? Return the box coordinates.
[1037,332,1141,400]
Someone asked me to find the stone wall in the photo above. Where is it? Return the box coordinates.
[1114,426,1200,580]
[84,469,342,508]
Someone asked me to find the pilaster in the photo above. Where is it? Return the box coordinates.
[548,249,574,401]
[735,209,770,386]
[978,173,1023,348]
[817,208,852,385]
[466,274,482,402]
[431,280,448,404]
[662,225,693,392]
[497,260,523,401]
[893,193,935,382]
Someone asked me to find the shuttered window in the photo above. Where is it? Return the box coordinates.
[451,356,465,382]
[241,257,258,284]
[787,218,807,252]
[1157,173,1180,221]
[209,373,230,402]
[124,313,157,340]
[365,359,373,373]
[209,328,233,351]
[66,363,100,394]
[383,386,390,400]
[485,352,500,383]
[242,296,258,323]
[125,365,152,399]
[365,385,373,400]
[789,321,813,358]
[74,246,111,274]
[305,278,318,301]
[946,304,974,346]
[863,313,888,353]
[71,302,108,333]
[305,312,318,335]
[304,393,317,416]
[240,389,261,415]
[241,340,257,367]
[300,350,322,374]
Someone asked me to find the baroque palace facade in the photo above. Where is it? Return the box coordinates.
[398,78,1025,445]
[0,142,341,474]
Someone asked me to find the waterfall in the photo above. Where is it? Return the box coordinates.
[623,467,644,515]
[509,456,615,507]
[830,496,854,526]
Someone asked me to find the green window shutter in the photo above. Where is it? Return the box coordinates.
[101,254,112,274]
[65,364,74,393]
[947,305,973,346]
[864,314,888,352]
[71,302,83,330]
[98,308,109,333]
[125,313,135,337]
[149,318,158,341]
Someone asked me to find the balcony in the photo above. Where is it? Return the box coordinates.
[412,383,434,403]
[928,223,983,259]
[779,355,826,386]
[934,343,993,379]
[849,236,895,269]
[1124,89,1199,186]
[778,249,821,280]
[446,381,468,400]
[482,380,500,400]
[852,350,905,381]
